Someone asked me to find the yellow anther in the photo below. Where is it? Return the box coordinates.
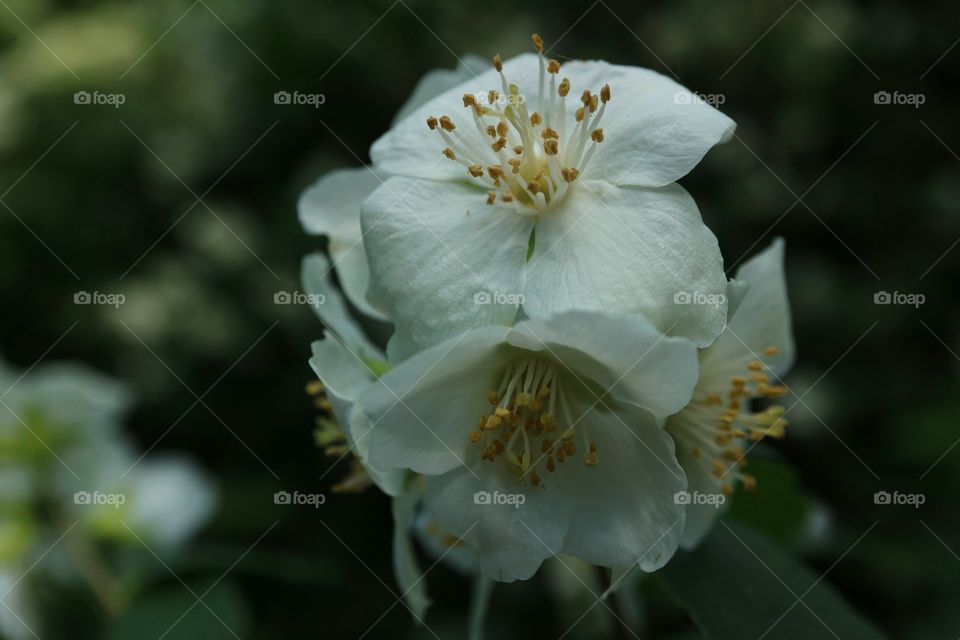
[502,192,514,202]
[589,95,598,112]
[591,128,605,143]
[705,393,723,405]
[547,59,560,73]
[494,407,511,419]
[488,165,505,184]
[508,158,521,173]
[546,456,556,472]
[532,33,544,53]
[600,84,611,103]
[530,112,542,126]
[491,137,507,152]
[306,380,324,396]
[765,385,787,397]
[439,115,455,131]
[484,415,502,430]
[580,90,592,105]
[426,116,438,130]
[558,78,570,97]
[748,360,764,371]
[723,446,745,461]
[442,148,456,160]
[763,346,780,356]
[488,89,499,104]
[468,164,484,177]
[563,441,576,456]
[556,448,566,463]
[741,474,757,491]
[462,93,477,107]
[527,180,541,194]
[516,392,534,407]
[485,125,496,137]
[721,483,734,497]
[493,54,503,72]
[486,191,496,205]
[513,145,523,155]
[496,121,508,137]
[560,429,575,441]
[561,167,579,183]
[544,139,558,155]
[541,127,559,139]
[575,106,585,122]
[712,460,726,477]
[487,391,499,405]
[469,431,482,443]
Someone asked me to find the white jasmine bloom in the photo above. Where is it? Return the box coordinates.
[666,239,795,548]
[362,35,735,360]
[360,310,697,581]
[298,56,487,321]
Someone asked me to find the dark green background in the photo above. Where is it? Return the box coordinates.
[1,0,957,637]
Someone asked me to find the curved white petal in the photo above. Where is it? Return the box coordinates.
[360,326,513,475]
[361,176,530,361]
[302,253,385,363]
[525,181,728,347]
[309,339,405,497]
[299,167,387,320]
[700,238,794,384]
[423,463,576,582]
[559,394,686,570]
[507,311,698,420]
[394,54,489,125]
[556,59,734,187]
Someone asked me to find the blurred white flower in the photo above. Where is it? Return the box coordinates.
[666,239,795,548]
[358,310,697,581]
[362,35,735,360]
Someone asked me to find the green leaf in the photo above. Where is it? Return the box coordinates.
[104,579,250,640]
[660,522,885,640]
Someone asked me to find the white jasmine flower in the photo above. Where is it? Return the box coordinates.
[298,56,487,321]
[666,239,795,548]
[362,35,735,360]
[359,310,698,581]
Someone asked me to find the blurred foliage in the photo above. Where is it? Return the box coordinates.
[1,0,958,637]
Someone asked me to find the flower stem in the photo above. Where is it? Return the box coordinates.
[595,566,633,640]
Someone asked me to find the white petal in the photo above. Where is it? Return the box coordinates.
[557,60,735,187]
[299,167,387,319]
[424,463,575,582]
[701,238,794,383]
[525,181,728,347]
[507,311,698,420]
[361,176,530,361]
[668,410,729,549]
[309,339,405,497]
[392,483,431,620]
[559,394,686,571]
[394,54,489,125]
[361,326,513,475]
[302,253,385,362]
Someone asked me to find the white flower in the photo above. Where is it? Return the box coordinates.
[361,35,735,361]
[666,239,795,548]
[298,56,487,320]
[358,309,698,581]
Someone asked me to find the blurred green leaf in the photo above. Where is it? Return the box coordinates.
[660,523,885,640]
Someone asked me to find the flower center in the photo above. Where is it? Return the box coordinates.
[426,34,610,214]
[683,346,789,496]
[468,357,599,488]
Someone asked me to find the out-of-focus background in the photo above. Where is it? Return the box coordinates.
[0,0,957,638]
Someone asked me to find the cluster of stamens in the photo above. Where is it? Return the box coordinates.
[427,33,610,213]
[468,357,599,488]
[685,347,789,496]
[308,379,371,493]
